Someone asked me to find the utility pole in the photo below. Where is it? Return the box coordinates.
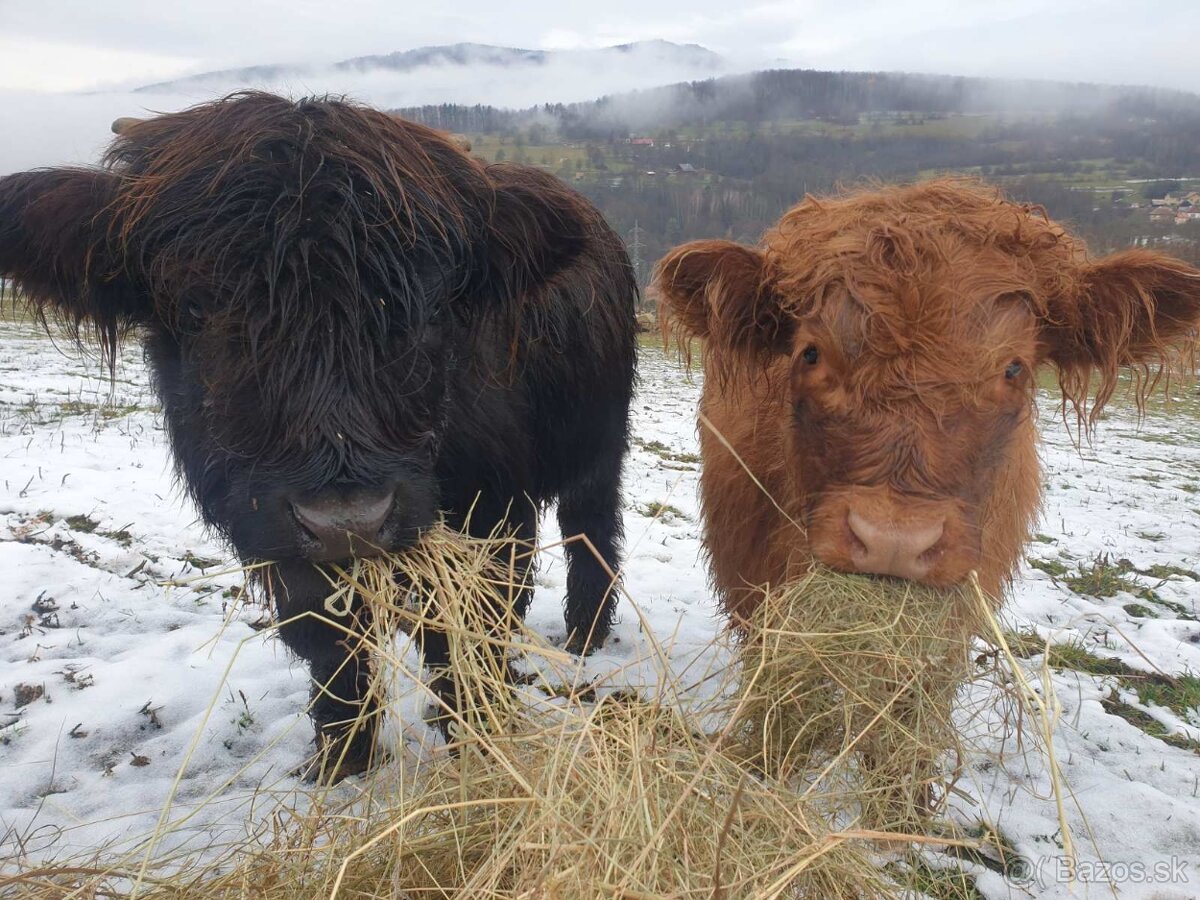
[628,220,645,303]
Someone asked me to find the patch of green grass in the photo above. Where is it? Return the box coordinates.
[1010,636,1200,748]
[1038,368,1200,422]
[1145,596,1199,621]
[8,395,148,425]
[1026,556,1069,578]
[58,399,144,420]
[1001,627,1047,659]
[1032,533,1056,544]
[1136,530,1167,542]
[633,437,701,465]
[1048,555,1199,619]
[1062,553,1146,598]
[1015,637,1200,725]
[1043,640,1132,677]
[889,858,983,899]
[1101,691,1200,754]
[946,822,1032,882]
[1130,432,1181,446]
[1135,674,1200,719]
[64,514,100,533]
[184,551,223,571]
[1122,603,1156,618]
[1049,554,1198,618]
[101,528,134,547]
[1140,563,1199,581]
[638,501,690,521]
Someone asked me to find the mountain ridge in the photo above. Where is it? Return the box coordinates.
[135,40,725,94]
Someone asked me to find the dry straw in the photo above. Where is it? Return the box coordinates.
[734,570,985,834]
[1,526,1056,899]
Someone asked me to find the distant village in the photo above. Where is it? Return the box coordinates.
[1143,191,1200,225]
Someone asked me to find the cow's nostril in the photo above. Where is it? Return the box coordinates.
[288,488,396,561]
[289,504,322,544]
[844,515,869,557]
[917,538,946,566]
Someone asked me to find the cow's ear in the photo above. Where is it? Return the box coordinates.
[1039,249,1200,422]
[0,168,145,365]
[479,165,609,312]
[653,239,791,369]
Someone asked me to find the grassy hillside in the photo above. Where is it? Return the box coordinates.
[401,69,1200,293]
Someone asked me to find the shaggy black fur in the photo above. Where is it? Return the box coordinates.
[0,92,637,779]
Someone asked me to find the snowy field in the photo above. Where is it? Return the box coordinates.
[1,316,1199,898]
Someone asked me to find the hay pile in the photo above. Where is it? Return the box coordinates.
[3,528,1014,899]
[180,698,883,899]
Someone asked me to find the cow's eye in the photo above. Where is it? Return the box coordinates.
[801,345,820,365]
[1004,360,1023,380]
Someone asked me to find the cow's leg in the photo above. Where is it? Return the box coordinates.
[418,493,536,742]
[558,450,624,655]
[267,563,378,782]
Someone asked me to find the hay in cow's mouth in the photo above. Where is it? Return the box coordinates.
[732,566,989,833]
[5,530,1058,898]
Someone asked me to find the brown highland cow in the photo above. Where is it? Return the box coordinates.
[654,179,1200,620]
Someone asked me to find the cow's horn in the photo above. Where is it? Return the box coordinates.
[111,116,146,135]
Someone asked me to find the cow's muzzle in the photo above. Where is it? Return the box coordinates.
[288,485,398,562]
[808,487,977,587]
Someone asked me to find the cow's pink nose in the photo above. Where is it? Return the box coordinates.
[845,509,945,581]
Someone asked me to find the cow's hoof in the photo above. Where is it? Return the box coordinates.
[564,629,606,656]
[294,751,374,785]
[294,737,378,784]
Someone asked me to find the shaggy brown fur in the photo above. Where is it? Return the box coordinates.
[654,179,1200,620]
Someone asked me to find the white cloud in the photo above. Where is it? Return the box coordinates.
[0,37,197,92]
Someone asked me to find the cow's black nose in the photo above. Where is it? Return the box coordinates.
[289,488,396,561]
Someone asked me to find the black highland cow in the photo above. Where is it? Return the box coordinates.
[0,93,637,779]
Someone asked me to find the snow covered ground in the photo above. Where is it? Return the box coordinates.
[1,318,1198,898]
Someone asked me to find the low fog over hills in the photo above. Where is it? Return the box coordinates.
[396,68,1200,136]
[135,40,727,100]
[0,39,734,172]
[2,38,1198,177]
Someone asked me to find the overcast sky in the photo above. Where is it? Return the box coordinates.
[0,1,1198,171]
[3,0,1199,91]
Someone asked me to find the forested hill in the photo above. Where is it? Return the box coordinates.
[398,68,1200,136]
[396,69,1200,297]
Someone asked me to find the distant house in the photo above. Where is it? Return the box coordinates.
[629,137,655,147]
[1150,206,1177,223]
[675,163,697,174]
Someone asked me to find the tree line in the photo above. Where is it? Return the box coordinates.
[395,68,1200,293]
